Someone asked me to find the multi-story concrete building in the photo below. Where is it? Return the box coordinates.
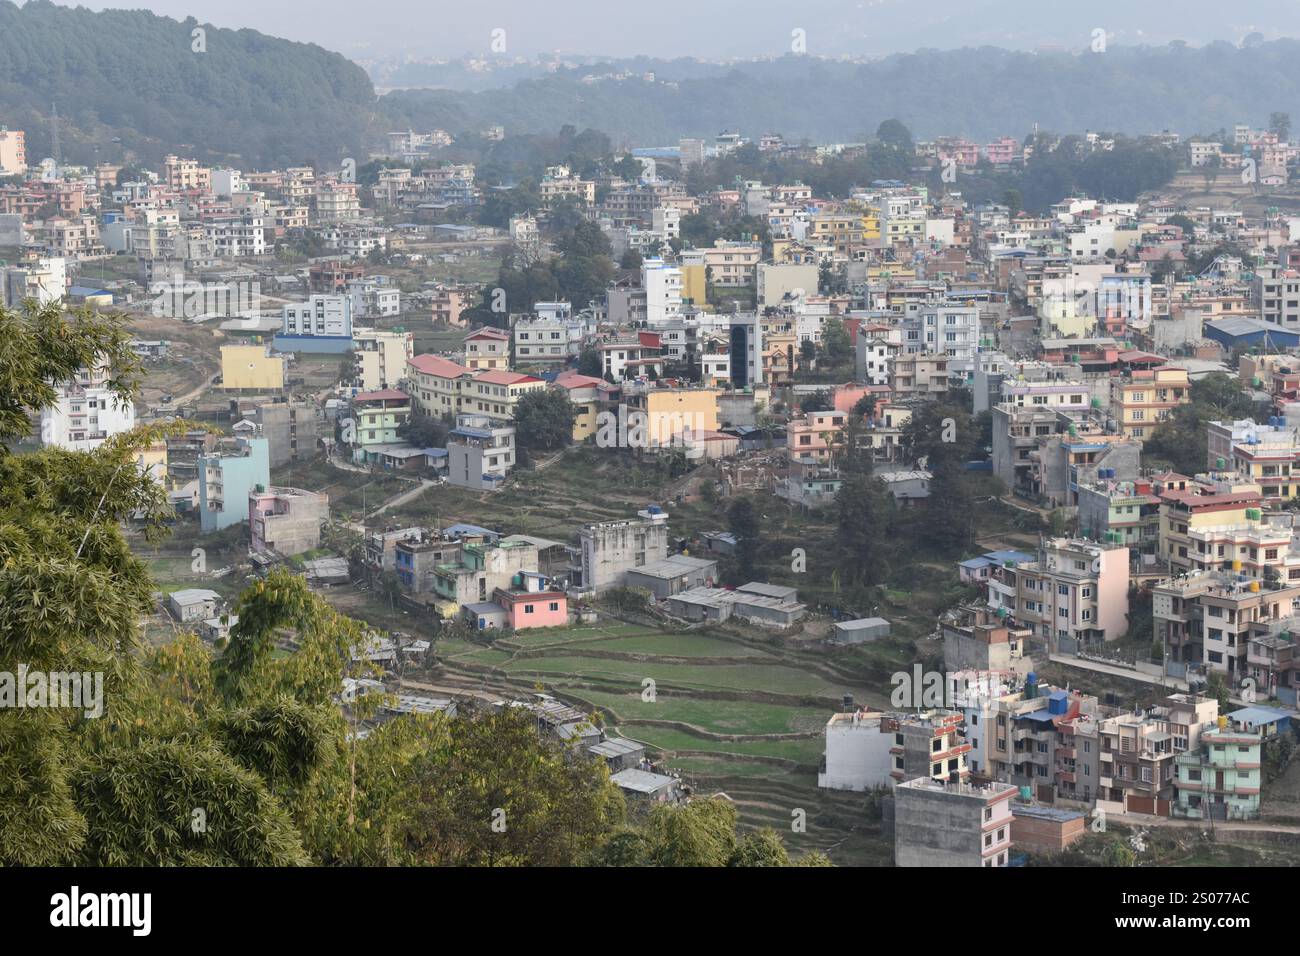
[890,353,949,397]
[643,258,683,327]
[1173,723,1263,821]
[1077,476,1162,556]
[249,486,329,556]
[463,327,511,371]
[393,531,464,597]
[446,413,515,491]
[431,539,539,617]
[901,303,981,382]
[351,328,413,391]
[894,777,1017,868]
[430,285,475,327]
[205,213,266,258]
[819,709,970,792]
[680,241,761,287]
[347,389,411,464]
[1096,696,1218,805]
[255,400,319,468]
[941,604,1033,674]
[578,508,670,593]
[2,255,66,306]
[407,353,472,421]
[346,277,400,318]
[786,408,847,466]
[461,370,546,425]
[39,363,136,452]
[0,127,26,175]
[1014,537,1130,648]
[1110,366,1190,439]
[1152,571,1300,679]
[278,294,354,352]
[512,315,580,366]
[198,436,270,534]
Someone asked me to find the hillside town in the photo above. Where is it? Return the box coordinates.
[7,105,1300,873]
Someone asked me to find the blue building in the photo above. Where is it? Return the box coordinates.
[1204,316,1300,351]
[198,436,270,533]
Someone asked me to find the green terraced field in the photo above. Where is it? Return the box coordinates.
[500,655,863,699]
[571,688,827,736]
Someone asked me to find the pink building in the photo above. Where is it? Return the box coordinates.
[829,383,872,414]
[984,137,1020,165]
[787,409,847,465]
[248,486,329,556]
[495,574,568,629]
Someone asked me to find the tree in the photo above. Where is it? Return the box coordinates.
[512,388,576,451]
[398,416,448,447]
[821,317,852,367]
[727,497,761,582]
[577,346,603,378]
[876,119,914,153]
[799,389,832,413]
[1144,373,1259,473]
[834,474,894,587]
[399,708,625,866]
[1270,112,1292,143]
[1205,671,1232,712]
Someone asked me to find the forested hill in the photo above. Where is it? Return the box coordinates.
[382,40,1300,144]
[0,0,377,168]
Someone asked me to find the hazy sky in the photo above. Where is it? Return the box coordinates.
[38,0,1300,61]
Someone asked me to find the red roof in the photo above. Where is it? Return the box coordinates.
[553,369,611,390]
[353,388,409,402]
[408,353,470,378]
[464,327,509,341]
[474,370,543,386]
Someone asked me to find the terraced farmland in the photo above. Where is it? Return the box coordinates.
[434,619,893,863]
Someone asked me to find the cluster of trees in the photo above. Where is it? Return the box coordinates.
[945,132,1180,213]
[1143,373,1261,475]
[378,41,1300,151]
[0,1,375,167]
[683,125,913,199]
[829,396,988,600]
[462,218,616,326]
[1,300,826,866]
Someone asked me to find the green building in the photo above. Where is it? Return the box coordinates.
[1172,725,1263,821]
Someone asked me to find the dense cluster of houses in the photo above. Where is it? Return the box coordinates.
[12,116,1300,859]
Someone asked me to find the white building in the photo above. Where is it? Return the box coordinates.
[205,215,266,258]
[351,328,413,391]
[281,295,354,341]
[643,258,683,328]
[346,277,401,318]
[40,364,136,451]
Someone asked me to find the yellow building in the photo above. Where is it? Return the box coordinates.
[461,370,548,423]
[463,328,511,371]
[681,263,708,305]
[626,387,720,445]
[135,441,168,485]
[1111,366,1190,439]
[220,344,284,391]
[407,353,472,420]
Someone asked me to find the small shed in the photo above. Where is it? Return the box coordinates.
[831,617,891,645]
